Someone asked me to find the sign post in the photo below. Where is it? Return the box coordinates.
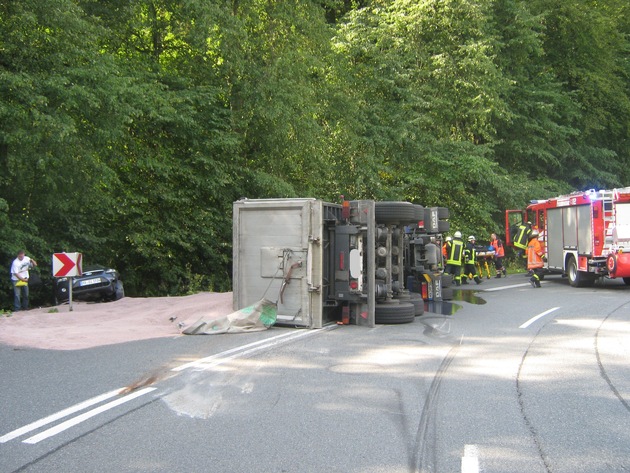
[52,253,83,311]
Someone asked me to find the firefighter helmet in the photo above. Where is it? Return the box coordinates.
[531,229,540,238]
[454,231,462,238]
[445,236,453,242]
[468,235,476,241]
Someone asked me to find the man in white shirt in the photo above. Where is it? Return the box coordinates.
[10,250,38,311]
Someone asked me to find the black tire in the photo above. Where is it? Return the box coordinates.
[112,281,125,301]
[623,277,630,286]
[375,302,415,324]
[409,292,424,316]
[438,221,450,232]
[413,204,424,221]
[437,207,449,219]
[441,287,454,300]
[375,201,415,225]
[566,256,594,287]
[441,273,453,288]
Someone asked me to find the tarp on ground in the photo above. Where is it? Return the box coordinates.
[183,298,277,335]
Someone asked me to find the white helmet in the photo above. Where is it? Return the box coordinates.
[468,235,476,241]
[454,231,462,239]
[445,236,453,242]
[531,229,540,238]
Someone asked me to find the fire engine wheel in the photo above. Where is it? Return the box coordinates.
[374,201,415,225]
[567,256,594,288]
[374,301,415,324]
[607,254,617,275]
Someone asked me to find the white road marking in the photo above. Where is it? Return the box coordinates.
[483,282,533,292]
[0,389,122,443]
[3,326,336,445]
[461,444,479,473]
[172,325,337,372]
[520,307,560,329]
[22,387,156,444]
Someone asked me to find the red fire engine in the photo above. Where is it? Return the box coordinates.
[505,188,630,287]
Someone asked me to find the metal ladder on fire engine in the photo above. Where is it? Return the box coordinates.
[599,190,616,249]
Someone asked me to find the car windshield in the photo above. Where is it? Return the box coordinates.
[81,265,107,273]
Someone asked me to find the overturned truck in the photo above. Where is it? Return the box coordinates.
[232,198,449,328]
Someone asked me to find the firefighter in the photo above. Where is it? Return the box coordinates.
[462,235,482,284]
[512,220,532,273]
[442,236,452,264]
[490,232,506,278]
[445,231,464,286]
[527,229,546,288]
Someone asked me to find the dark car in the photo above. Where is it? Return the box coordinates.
[54,265,124,305]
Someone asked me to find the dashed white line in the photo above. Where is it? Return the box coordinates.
[461,444,480,473]
[520,307,560,329]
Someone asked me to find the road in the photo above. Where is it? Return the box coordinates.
[1,274,630,473]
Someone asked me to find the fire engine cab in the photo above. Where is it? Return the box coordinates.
[505,188,630,287]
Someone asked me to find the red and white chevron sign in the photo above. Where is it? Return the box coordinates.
[52,252,83,278]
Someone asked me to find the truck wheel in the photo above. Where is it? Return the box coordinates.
[441,273,453,287]
[623,277,630,286]
[375,302,415,324]
[413,204,424,222]
[375,202,415,225]
[567,256,594,288]
[441,287,454,300]
[410,292,424,316]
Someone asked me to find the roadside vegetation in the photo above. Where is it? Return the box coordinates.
[1,0,629,308]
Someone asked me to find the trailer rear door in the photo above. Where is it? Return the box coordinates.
[232,199,324,328]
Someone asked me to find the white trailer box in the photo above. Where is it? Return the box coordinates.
[233,198,337,328]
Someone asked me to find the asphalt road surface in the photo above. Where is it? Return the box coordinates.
[1,273,630,473]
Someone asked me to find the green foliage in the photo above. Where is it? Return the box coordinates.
[1,0,629,308]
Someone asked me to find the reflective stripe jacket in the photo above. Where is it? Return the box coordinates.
[513,224,531,250]
[464,242,477,265]
[446,239,464,266]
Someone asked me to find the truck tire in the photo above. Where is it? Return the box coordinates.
[375,201,415,225]
[413,204,424,222]
[410,292,424,316]
[437,207,449,219]
[375,302,415,324]
[567,256,594,288]
[441,273,453,288]
[441,287,454,300]
[623,277,630,286]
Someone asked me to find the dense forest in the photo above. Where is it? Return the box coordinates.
[1,0,629,307]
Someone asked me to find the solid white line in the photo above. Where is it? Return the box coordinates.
[23,387,156,444]
[5,327,334,445]
[172,326,337,372]
[520,307,560,329]
[483,282,533,292]
[171,330,300,372]
[0,389,122,443]
[461,444,479,473]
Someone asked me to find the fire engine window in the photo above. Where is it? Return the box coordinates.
[537,210,545,230]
